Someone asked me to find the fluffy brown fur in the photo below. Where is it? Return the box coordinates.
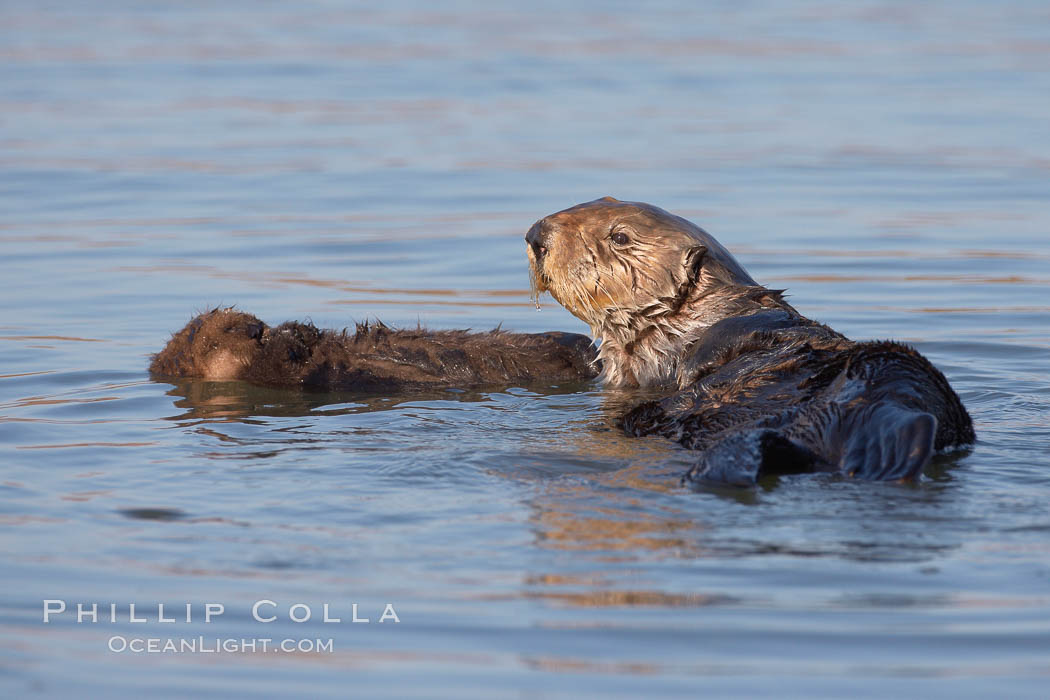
[150,308,598,392]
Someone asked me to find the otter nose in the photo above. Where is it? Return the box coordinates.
[526,220,551,262]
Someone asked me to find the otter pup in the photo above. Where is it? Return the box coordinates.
[526,197,974,485]
[149,309,597,392]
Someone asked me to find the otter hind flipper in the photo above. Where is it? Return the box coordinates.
[682,430,831,488]
[834,402,937,482]
[683,402,939,488]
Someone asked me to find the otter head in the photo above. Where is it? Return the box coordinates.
[526,197,762,387]
[149,308,265,381]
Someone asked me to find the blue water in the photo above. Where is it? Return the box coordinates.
[2,1,1049,697]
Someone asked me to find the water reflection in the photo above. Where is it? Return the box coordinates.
[148,373,979,567]
[517,434,973,564]
[156,377,598,423]
[527,485,703,558]
[522,588,735,609]
[118,507,187,521]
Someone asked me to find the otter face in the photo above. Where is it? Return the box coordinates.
[149,308,264,381]
[526,197,755,335]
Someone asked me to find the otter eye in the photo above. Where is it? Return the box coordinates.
[611,231,629,246]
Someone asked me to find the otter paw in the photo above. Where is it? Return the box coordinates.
[682,430,824,488]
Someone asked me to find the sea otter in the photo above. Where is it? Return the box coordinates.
[151,197,974,486]
[526,197,973,485]
[149,311,597,392]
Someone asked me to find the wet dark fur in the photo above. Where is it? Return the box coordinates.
[150,308,598,392]
[621,309,974,485]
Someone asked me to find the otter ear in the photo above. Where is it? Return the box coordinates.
[684,245,707,279]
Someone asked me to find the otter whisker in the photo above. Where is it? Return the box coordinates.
[593,276,624,317]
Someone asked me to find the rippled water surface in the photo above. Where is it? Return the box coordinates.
[2,1,1049,697]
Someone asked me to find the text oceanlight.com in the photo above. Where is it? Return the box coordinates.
[108,636,335,654]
